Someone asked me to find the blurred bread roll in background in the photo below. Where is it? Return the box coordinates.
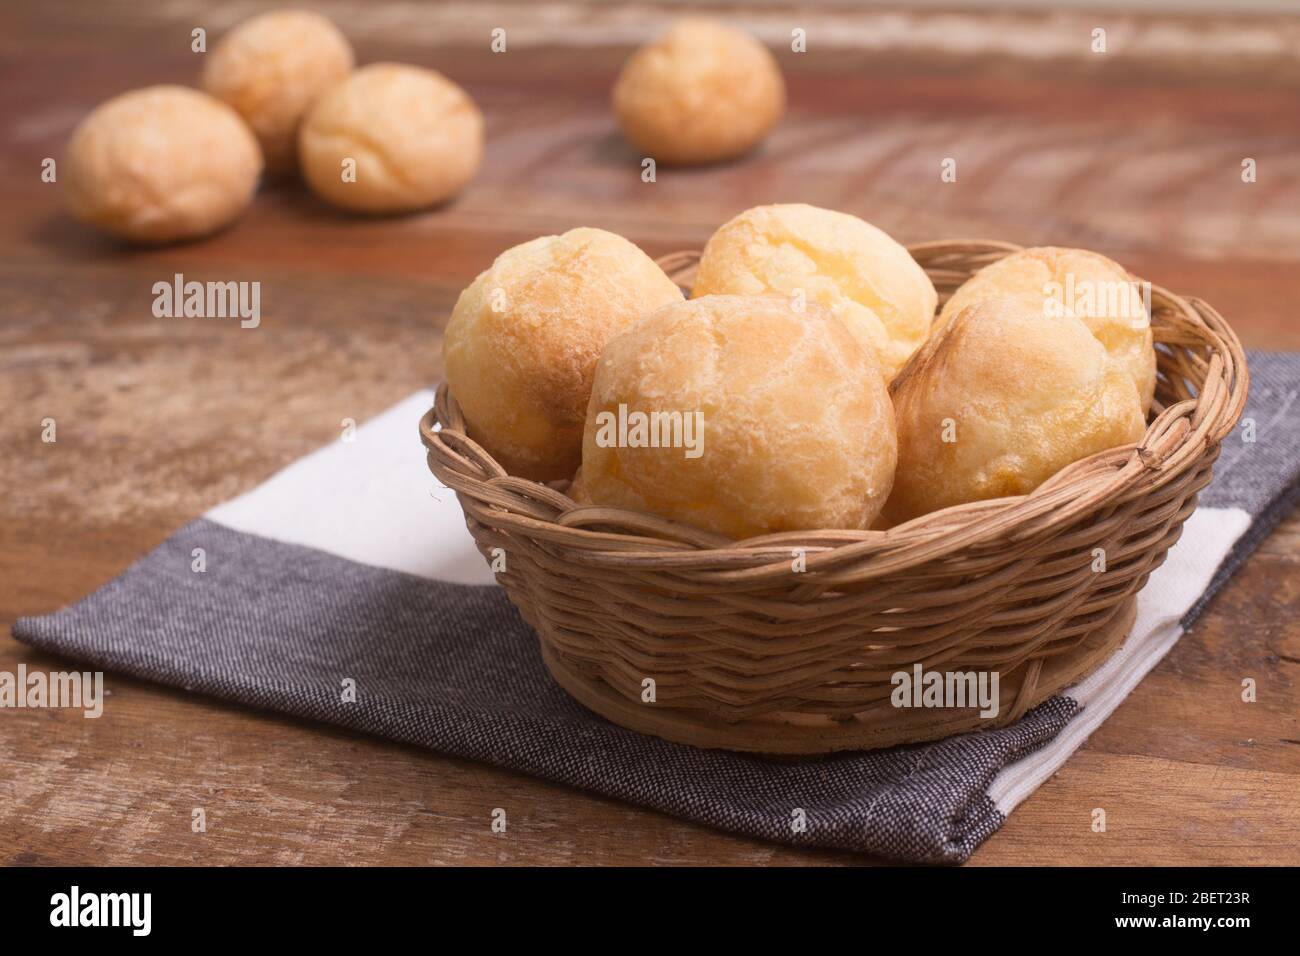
[64,85,262,243]
[940,246,1156,411]
[201,9,354,177]
[443,228,683,481]
[691,204,938,381]
[883,296,1146,525]
[299,63,482,213]
[613,19,784,165]
[580,295,897,539]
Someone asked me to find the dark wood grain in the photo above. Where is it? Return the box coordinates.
[2,0,1298,866]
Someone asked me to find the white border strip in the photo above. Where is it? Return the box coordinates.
[989,505,1251,815]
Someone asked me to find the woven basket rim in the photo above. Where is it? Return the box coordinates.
[421,239,1249,574]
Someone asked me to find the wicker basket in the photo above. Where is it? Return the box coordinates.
[420,240,1248,754]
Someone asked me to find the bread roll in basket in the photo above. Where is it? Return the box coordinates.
[419,240,1248,754]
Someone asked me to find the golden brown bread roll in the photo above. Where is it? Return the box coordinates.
[443,228,684,481]
[201,9,354,177]
[580,295,897,539]
[939,246,1156,412]
[613,19,784,166]
[883,295,1147,525]
[64,86,262,244]
[298,63,482,213]
[691,204,938,382]
[567,466,589,504]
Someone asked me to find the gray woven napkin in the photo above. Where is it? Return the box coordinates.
[14,351,1298,863]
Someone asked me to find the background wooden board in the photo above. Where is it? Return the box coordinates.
[1,0,1298,865]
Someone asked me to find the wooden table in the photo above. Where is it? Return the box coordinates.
[2,1,1298,865]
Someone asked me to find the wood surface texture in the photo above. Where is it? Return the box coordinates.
[1,0,1297,866]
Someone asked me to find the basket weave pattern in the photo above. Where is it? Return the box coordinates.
[421,241,1248,753]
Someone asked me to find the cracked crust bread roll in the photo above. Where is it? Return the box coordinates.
[580,294,897,539]
[940,246,1156,412]
[64,86,262,244]
[201,9,355,177]
[613,18,785,166]
[882,295,1146,525]
[690,204,938,382]
[299,63,483,213]
[443,228,684,481]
